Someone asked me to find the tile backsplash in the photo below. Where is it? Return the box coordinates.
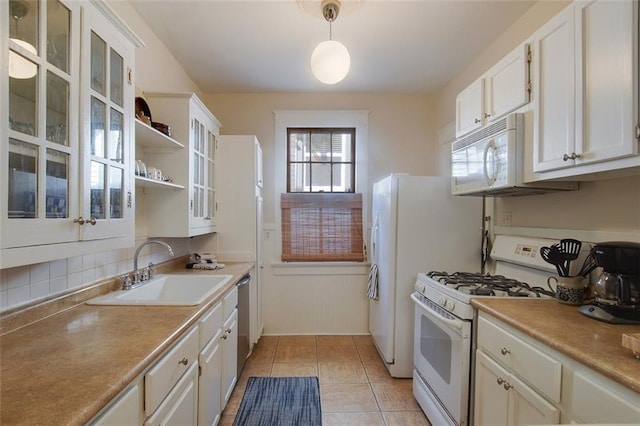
[0,238,189,312]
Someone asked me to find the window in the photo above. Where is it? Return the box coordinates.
[274,110,369,266]
[287,128,355,193]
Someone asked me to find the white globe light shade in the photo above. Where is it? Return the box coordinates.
[310,40,350,84]
[9,39,37,79]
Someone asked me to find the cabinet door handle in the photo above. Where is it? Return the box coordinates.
[221,334,228,340]
[484,113,491,118]
[497,377,505,385]
[474,118,481,124]
[500,347,510,355]
[73,217,97,226]
[178,357,188,366]
[562,152,581,161]
[503,382,513,391]
[225,328,232,334]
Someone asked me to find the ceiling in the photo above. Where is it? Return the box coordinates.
[129,0,536,94]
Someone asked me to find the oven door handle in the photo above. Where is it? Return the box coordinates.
[411,293,466,331]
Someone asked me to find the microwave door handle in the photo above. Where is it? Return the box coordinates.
[483,140,498,186]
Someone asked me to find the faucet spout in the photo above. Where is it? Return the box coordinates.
[133,240,175,272]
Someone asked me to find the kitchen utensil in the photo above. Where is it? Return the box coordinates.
[541,245,567,276]
[548,275,586,305]
[578,251,597,277]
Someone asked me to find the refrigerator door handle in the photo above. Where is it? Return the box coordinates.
[370,213,379,263]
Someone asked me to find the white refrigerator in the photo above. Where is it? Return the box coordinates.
[369,174,482,377]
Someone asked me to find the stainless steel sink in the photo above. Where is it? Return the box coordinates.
[86,274,233,306]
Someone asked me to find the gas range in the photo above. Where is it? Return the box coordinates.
[414,271,551,321]
[414,236,582,320]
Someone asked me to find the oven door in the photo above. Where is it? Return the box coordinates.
[411,292,472,425]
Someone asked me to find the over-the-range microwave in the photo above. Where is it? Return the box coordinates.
[451,113,578,196]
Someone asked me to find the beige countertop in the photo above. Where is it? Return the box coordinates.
[0,261,253,425]
[471,298,640,393]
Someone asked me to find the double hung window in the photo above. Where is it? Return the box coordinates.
[281,128,364,262]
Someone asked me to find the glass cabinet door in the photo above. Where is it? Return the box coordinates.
[81,7,132,241]
[191,117,207,227]
[206,130,216,225]
[3,0,80,248]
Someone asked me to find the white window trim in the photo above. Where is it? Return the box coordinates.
[273,110,369,272]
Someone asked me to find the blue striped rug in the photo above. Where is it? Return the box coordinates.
[233,376,322,426]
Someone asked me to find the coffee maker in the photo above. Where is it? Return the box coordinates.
[579,241,640,324]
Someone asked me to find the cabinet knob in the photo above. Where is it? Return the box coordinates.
[73,216,97,226]
[562,152,581,161]
[500,347,510,355]
[221,334,228,340]
[497,377,505,385]
[503,382,513,391]
[484,113,491,118]
[225,328,232,334]
[178,357,188,366]
[474,118,481,124]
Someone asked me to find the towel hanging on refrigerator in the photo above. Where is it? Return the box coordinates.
[367,263,379,300]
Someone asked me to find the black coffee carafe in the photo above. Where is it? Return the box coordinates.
[579,241,640,324]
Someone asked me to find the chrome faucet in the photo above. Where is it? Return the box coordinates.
[121,240,175,289]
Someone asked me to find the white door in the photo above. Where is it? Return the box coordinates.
[81,6,133,240]
[474,350,509,426]
[532,3,576,172]
[574,0,638,165]
[369,175,397,364]
[484,43,530,123]
[456,79,485,138]
[198,332,223,426]
[221,310,238,408]
[509,374,560,426]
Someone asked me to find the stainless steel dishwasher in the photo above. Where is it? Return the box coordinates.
[236,273,251,376]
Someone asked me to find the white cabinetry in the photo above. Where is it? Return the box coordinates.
[532,0,639,178]
[455,44,530,138]
[197,301,223,426]
[89,283,241,426]
[475,351,560,426]
[221,287,238,407]
[145,362,199,426]
[142,92,221,237]
[475,311,640,425]
[92,384,142,426]
[134,119,185,190]
[216,135,264,345]
[474,314,561,425]
[1,0,141,268]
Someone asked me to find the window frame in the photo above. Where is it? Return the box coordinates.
[273,110,369,271]
[286,127,356,193]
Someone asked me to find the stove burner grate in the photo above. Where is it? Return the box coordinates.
[426,271,555,298]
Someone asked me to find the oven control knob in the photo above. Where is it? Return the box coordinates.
[438,297,448,309]
[416,282,425,293]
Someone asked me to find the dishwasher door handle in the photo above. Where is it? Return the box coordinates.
[236,275,251,288]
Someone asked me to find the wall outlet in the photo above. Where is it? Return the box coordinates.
[500,211,512,227]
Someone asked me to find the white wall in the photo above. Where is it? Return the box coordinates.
[199,93,439,335]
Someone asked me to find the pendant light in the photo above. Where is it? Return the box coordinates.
[9,1,37,80]
[310,0,350,84]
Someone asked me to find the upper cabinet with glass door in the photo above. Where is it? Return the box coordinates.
[0,0,143,268]
[2,0,81,250]
[143,92,221,237]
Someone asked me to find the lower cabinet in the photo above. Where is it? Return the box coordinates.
[92,384,142,426]
[474,311,640,425]
[89,284,240,426]
[475,350,559,425]
[145,362,199,426]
